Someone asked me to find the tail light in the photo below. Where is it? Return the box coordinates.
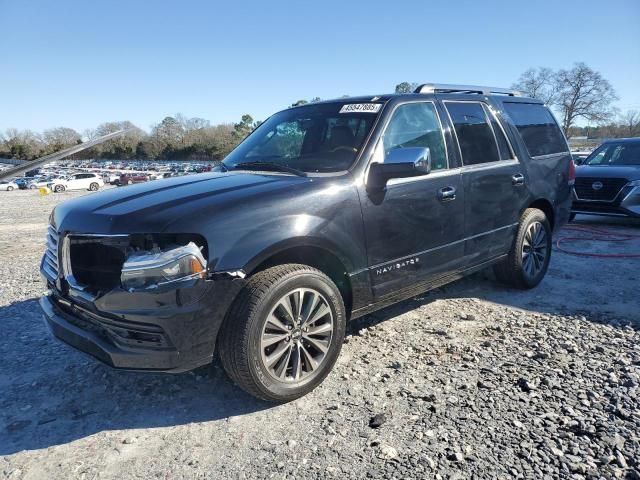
[568,159,576,186]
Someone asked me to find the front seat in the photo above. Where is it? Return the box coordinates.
[325,126,355,151]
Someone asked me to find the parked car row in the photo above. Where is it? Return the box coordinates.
[1,159,219,193]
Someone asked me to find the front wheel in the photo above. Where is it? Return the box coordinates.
[218,264,346,402]
[89,182,99,191]
[494,208,552,289]
[6,186,13,191]
[54,184,65,193]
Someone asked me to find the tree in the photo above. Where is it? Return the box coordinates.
[554,62,618,133]
[42,127,82,153]
[234,114,258,140]
[395,82,419,94]
[620,110,640,137]
[511,67,556,105]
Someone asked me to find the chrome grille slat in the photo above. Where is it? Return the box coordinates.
[44,225,60,279]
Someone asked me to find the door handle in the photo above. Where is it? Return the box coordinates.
[512,173,525,186]
[438,186,456,201]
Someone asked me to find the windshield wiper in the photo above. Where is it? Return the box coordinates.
[231,161,307,177]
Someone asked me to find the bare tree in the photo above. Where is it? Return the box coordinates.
[554,62,618,133]
[395,82,419,94]
[511,67,556,105]
[42,127,81,153]
[620,110,640,137]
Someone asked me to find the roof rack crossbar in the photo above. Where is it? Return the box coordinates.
[414,83,521,97]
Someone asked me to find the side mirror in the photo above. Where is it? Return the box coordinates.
[368,147,431,190]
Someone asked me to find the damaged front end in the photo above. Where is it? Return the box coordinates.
[40,231,244,372]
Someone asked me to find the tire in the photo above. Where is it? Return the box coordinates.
[29,184,36,190]
[568,213,576,223]
[6,186,13,191]
[54,184,65,193]
[494,208,552,289]
[89,182,99,191]
[218,264,346,402]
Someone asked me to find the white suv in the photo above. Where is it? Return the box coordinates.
[49,173,104,193]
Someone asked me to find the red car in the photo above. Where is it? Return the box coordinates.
[119,173,150,185]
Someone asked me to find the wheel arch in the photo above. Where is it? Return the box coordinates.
[246,242,353,318]
[527,198,555,231]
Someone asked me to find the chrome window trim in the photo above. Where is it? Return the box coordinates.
[363,100,450,185]
[387,167,462,187]
[460,159,520,173]
[531,152,569,160]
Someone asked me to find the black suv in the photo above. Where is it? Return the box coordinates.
[571,138,640,219]
[40,84,573,401]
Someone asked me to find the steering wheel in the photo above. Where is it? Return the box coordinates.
[329,145,358,154]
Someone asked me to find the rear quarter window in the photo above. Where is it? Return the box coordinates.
[503,103,568,157]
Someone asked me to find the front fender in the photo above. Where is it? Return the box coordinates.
[212,213,365,275]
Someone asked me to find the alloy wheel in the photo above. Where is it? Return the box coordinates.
[260,287,334,383]
[522,221,548,278]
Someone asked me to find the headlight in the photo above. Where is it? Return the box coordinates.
[121,242,206,291]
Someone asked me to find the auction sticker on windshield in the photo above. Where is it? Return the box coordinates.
[339,103,382,114]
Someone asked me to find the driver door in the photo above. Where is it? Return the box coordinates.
[357,101,465,299]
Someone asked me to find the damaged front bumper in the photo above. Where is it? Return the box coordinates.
[40,263,245,373]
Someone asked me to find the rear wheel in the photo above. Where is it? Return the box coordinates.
[54,184,65,193]
[218,264,346,402]
[89,182,99,191]
[6,186,13,191]
[494,208,552,289]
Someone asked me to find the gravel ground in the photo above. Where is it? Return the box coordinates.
[1,188,639,480]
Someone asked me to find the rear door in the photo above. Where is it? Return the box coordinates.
[443,101,526,264]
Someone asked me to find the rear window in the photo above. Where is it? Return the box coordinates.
[503,103,568,157]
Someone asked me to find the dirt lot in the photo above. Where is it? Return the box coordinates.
[1,188,639,480]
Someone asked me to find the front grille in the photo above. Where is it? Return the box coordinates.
[43,225,60,279]
[574,177,628,202]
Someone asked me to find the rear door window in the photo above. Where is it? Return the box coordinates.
[445,102,500,165]
[503,102,568,157]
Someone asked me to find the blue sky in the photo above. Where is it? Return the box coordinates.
[1,0,639,133]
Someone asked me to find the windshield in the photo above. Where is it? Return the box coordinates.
[584,142,640,166]
[223,102,382,173]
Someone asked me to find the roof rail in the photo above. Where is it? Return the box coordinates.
[414,83,521,97]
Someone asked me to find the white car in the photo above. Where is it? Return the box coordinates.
[0,180,18,191]
[49,173,105,193]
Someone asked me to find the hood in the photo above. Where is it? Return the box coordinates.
[53,171,310,234]
[575,164,640,180]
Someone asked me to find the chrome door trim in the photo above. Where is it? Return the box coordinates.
[358,222,519,273]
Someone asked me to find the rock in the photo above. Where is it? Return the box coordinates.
[369,413,387,429]
[517,377,536,392]
[447,451,465,462]
[287,439,297,449]
[122,437,137,445]
[379,445,398,460]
